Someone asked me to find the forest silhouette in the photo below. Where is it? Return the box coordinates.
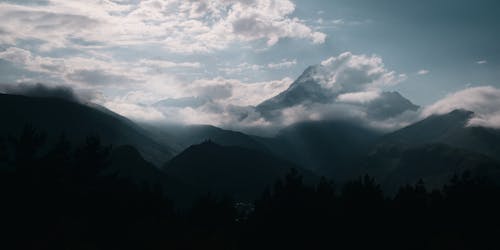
[1,125,500,250]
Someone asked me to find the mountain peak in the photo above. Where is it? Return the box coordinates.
[256,63,419,122]
[448,109,475,118]
[256,65,335,115]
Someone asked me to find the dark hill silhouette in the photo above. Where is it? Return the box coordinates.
[163,141,317,201]
[0,93,174,165]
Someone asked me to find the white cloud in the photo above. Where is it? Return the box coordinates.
[138,59,201,69]
[336,91,381,104]
[220,59,297,75]
[185,77,294,106]
[219,63,265,75]
[476,60,488,65]
[104,99,167,122]
[314,52,406,93]
[417,69,429,75]
[99,76,293,126]
[267,59,297,69]
[422,86,500,129]
[0,0,325,53]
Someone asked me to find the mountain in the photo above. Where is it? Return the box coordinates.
[256,65,419,120]
[364,91,419,120]
[255,120,382,180]
[257,66,332,116]
[0,93,174,165]
[163,141,316,201]
[378,109,500,161]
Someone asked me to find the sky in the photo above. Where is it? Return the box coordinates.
[0,0,499,131]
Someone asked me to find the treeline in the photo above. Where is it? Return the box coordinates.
[1,126,500,250]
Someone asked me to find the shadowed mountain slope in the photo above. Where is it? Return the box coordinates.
[379,109,500,161]
[0,93,174,165]
[255,120,382,179]
[163,141,317,201]
[360,143,500,192]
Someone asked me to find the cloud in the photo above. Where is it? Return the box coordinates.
[103,99,167,122]
[317,52,407,93]
[107,76,293,124]
[66,69,137,86]
[267,59,297,69]
[0,82,81,102]
[138,59,201,69]
[0,0,325,53]
[476,60,488,65]
[417,69,429,75]
[227,0,326,46]
[251,52,417,130]
[219,63,265,75]
[219,59,297,75]
[0,47,143,87]
[422,86,500,129]
[336,91,381,104]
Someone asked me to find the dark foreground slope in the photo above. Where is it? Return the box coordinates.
[0,93,173,164]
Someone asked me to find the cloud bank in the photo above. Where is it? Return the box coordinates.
[423,86,500,129]
[0,0,325,53]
